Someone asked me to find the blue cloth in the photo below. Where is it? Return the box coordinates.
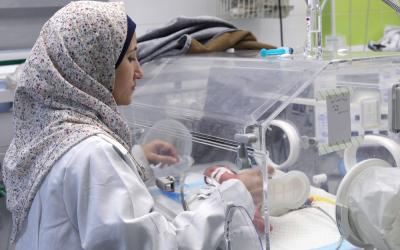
[115,15,136,68]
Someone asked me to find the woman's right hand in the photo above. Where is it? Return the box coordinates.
[235,169,263,207]
[141,139,179,165]
[203,166,263,209]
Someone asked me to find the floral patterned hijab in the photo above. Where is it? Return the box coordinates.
[2,1,132,241]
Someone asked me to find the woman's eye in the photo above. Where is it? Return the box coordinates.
[128,57,136,62]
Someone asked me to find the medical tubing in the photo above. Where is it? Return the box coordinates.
[312,173,327,186]
[310,195,336,205]
[180,173,219,211]
[180,173,190,211]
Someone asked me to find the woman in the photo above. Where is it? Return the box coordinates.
[2,1,262,250]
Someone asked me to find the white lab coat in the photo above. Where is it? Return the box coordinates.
[15,135,254,250]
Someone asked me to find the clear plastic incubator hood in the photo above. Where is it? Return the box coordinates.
[120,51,400,250]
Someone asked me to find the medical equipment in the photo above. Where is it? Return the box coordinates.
[155,176,176,192]
[390,82,400,132]
[309,195,335,205]
[0,41,386,249]
[336,158,400,250]
[117,50,400,249]
[312,173,328,186]
[180,172,218,211]
[265,119,301,170]
[151,155,194,184]
[343,134,400,171]
[304,0,322,59]
[268,170,310,216]
[140,119,195,184]
[140,119,193,157]
[224,204,264,250]
[259,47,293,57]
[234,133,258,169]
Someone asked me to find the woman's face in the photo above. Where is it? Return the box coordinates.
[113,33,143,105]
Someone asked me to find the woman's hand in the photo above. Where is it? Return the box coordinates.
[203,166,263,208]
[141,139,179,165]
[204,165,265,232]
[236,169,263,207]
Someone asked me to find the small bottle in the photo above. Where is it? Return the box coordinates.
[304,0,322,59]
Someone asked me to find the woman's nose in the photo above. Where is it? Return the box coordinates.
[134,64,144,79]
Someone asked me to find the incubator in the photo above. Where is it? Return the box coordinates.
[119,50,400,250]
[0,47,398,249]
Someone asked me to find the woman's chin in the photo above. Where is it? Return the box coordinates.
[115,97,132,106]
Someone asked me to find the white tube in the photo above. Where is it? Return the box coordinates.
[343,134,400,172]
[312,173,328,185]
[267,120,301,169]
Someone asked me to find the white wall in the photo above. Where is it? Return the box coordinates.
[0,0,307,51]
[125,0,217,37]
[227,1,308,48]
[125,0,307,49]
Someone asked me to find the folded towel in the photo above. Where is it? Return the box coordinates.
[138,16,275,64]
[188,29,275,54]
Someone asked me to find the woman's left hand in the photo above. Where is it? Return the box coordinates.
[141,140,179,165]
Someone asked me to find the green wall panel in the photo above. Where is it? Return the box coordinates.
[322,0,400,46]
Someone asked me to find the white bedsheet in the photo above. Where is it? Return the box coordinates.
[269,187,355,250]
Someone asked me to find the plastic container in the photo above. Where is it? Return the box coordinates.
[268,170,310,216]
[304,0,322,59]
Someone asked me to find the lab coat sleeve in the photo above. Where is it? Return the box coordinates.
[131,145,154,186]
[131,144,149,167]
[62,138,255,250]
[173,178,255,250]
